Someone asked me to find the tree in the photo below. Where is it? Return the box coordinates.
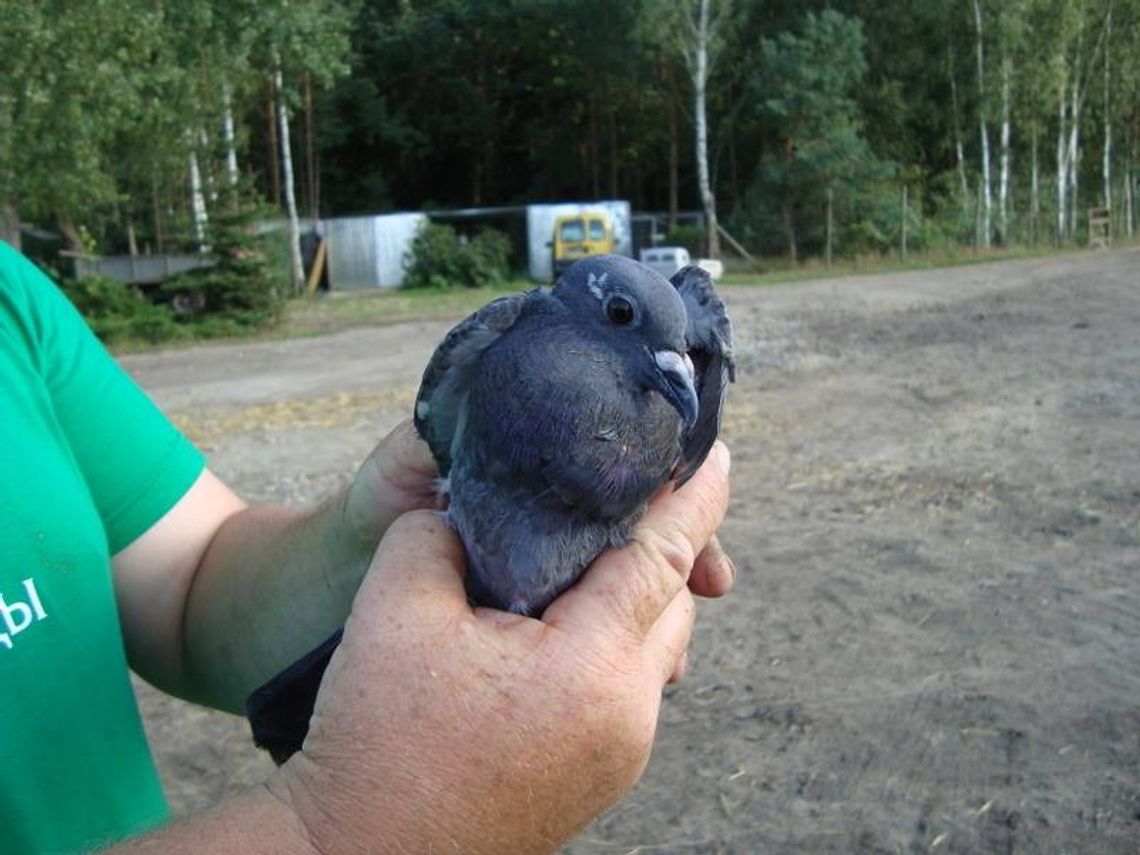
[683,0,731,259]
[0,0,168,251]
[751,9,895,259]
[972,0,994,247]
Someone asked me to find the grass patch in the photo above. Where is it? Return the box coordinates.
[108,240,1137,353]
[279,279,530,337]
[718,241,1127,287]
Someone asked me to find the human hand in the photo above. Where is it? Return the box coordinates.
[347,418,734,601]
[343,418,441,548]
[268,441,731,854]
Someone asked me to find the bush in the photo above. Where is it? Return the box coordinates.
[403,223,512,288]
[58,275,184,345]
[665,225,707,257]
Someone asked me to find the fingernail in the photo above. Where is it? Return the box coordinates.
[723,553,737,584]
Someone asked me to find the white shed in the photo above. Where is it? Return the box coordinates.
[324,212,427,289]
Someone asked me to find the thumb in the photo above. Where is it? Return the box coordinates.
[353,510,469,617]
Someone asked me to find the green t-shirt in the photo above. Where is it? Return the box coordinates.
[0,243,205,853]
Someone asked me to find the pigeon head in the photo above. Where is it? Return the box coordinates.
[553,255,698,427]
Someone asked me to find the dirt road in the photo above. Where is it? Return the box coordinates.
[122,249,1140,853]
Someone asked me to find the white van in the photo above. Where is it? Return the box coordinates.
[639,246,691,278]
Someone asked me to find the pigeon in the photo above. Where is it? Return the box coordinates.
[415,254,735,616]
[245,254,733,763]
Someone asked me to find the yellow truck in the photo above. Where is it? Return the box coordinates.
[551,212,615,276]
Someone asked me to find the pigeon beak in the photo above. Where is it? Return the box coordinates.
[653,350,699,428]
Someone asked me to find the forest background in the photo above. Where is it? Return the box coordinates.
[1,0,1138,282]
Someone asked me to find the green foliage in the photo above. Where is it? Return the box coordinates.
[159,201,283,328]
[665,225,708,257]
[58,275,185,346]
[403,223,513,289]
[6,0,1140,269]
[741,9,899,258]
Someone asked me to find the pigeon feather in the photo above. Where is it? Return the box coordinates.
[415,255,735,616]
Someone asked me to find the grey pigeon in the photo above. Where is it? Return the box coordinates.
[244,254,733,763]
[415,254,735,616]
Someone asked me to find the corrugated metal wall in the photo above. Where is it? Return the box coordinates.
[325,213,426,289]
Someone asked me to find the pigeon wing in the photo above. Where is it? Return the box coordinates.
[669,265,736,486]
[414,290,536,476]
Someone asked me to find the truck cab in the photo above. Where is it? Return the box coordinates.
[551,212,615,276]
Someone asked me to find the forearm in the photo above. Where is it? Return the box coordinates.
[103,779,317,855]
[180,489,374,712]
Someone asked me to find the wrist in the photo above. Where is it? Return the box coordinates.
[269,751,418,855]
[264,761,338,855]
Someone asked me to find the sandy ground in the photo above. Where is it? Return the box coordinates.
[121,249,1140,853]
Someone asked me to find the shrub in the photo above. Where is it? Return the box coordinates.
[58,275,183,345]
[403,222,512,288]
[665,225,707,257]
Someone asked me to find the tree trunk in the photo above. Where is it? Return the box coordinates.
[825,185,833,268]
[1102,6,1111,211]
[588,94,600,199]
[305,73,318,218]
[901,184,909,260]
[0,202,20,251]
[198,128,216,203]
[998,54,1011,244]
[1127,127,1135,237]
[222,79,239,189]
[667,67,679,230]
[1067,76,1081,237]
[57,214,85,254]
[189,147,209,249]
[152,174,165,254]
[275,68,304,293]
[782,203,797,262]
[603,70,618,199]
[693,0,720,259]
[1056,70,1067,243]
[1030,130,1040,246]
[949,59,970,209]
[1125,162,1134,237]
[972,0,992,248]
[267,79,281,209]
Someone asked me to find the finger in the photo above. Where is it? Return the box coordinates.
[688,534,736,599]
[381,419,438,477]
[668,650,689,684]
[643,587,695,686]
[370,420,440,503]
[355,510,468,615]
[547,441,730,640]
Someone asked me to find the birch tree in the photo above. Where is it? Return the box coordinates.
[253,0,351,289]
[972,0,993,247]
[275,67,305,292]
[998,54,1012,242]
[189,144,210,248]
[947,41,971,210]
[222,80,240,189]
[679,0,731,259]
[1102,4,1112,211]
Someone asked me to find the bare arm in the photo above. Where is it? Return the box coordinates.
[112,420,438,712]
[108,443,730,854]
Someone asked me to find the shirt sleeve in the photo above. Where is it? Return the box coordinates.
[3,244,206,553]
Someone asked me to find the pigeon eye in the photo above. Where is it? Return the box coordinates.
[605,296,635,326]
